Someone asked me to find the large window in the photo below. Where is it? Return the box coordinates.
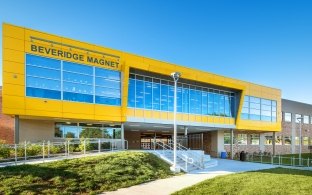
[284,112,292,122]
[295,114,302,123]
[250,134,259,145]
[237,134,247,145]
[128,73,236,117]
[26,55,61,99]
[275,136,282,145]
[241,95,277,122]
[303,137,309,145]
[265,136,273,145]
[26,54,121,106]
[224,133,231,145]
[284,136,291,145]
[55,122,121,139]
[303,115,309,124]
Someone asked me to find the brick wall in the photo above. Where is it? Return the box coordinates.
[0,89,15,143]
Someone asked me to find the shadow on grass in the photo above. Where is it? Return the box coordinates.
[0,164,80,194]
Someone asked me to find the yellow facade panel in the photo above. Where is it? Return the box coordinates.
[3,23,25,40]
[144,110,152,118]
[195,116,201,122]
[2,84,24,97]
[3,49,24,63]
[63,102,94,115]
[3,61,24,75]
[62,112,94,120]
[182,114,189,121]
[25,98,62,112]
[25,29,62,43]
[94,105,121,117]
[189,115,195,122]
[127,109,135,117]
[3,36,25,51]
[152,111,161,119]
[2,107,25,115]
[3,72,24,86]
[25,109,62,118]
[160,112,168,120]
[2,95,25,110]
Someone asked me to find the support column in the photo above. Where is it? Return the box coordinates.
[14,115,19,144]
[259,133,265,152]
[121,123,125,149]
[272,132,276,156]
[217,130,224,157]
[230,129,234,159]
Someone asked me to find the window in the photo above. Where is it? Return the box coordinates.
[284,112,292,122]
[26,54,61,100]
[284,136,291,145]
[303,115,309,124]
[26,54,121,106]
[241,95,276,122]
[275,136,282,145]
[127,71,237,118]
[295,114,302,123]
[237,134,247,145]
[265,136,273,145]
[224,133,231,144]
[303,137,309,145]
[295,137,299,145]
[250,134,259,145]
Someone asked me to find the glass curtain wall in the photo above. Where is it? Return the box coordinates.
[26,54,121,106]
[128,73,236,117]
[241,95,277,122]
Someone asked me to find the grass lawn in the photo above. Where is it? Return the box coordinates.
[173,168,312,195]
[0,151,173,194]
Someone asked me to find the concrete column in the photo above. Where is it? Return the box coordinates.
[291,113,296,154]
[14,115,19,144]
[121,123,125,149]
[272,132,276,155]
[230,129,234,159]
[217,130,224,157]
[259,133,265,152]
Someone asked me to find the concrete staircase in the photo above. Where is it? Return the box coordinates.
[149,142,218,172]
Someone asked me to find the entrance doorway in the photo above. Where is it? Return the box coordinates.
[140,133,171,149]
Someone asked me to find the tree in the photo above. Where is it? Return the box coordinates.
[80,128,102,138]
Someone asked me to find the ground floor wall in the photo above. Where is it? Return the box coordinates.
[19,119,55,143]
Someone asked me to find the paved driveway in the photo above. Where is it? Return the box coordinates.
[102,159,279,195]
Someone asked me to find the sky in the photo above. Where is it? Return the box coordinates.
[0,0,312,104]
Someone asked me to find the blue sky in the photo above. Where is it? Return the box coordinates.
[1,0,312,104]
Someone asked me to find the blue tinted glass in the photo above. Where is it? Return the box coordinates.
[213,93,220,116]
[95,77,120,89]
[128,79,136,107]
[202,92,208,115]
[63,61,93,75]
[136,79,144,108]
[63,72,93,85]
[196,90,202,114]
[26,66,61,80]
[95,87,120,98]
[152,80,160,110]
[230,96,236,117]
[144,81,152,109]
[95,96,121,106]
[27,76,61,90]
[95,67,120,80]
[224,96,230,117]
[161,83,168,111]
[182,87,189,113]
[250,109,261,120]
[168,85,174,112]
[189,89,196,114]
[241,113,249,120]
[26,87,61,100]
[26,54,61,69]
[63,82,93,94]
[63,92,93,103]
[272,101,277,107]
[208,93,214,115]
[177,87,182,112]
[219,95,225,116]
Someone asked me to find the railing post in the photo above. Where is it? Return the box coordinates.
[271,155,273,165]
[279,155,281,165]
[261,154,262,163]
[64,141,67,157]
[98,139,101,153]
[42,141,45,162]
[185,157,188,172]
[48,141,50,158]
[83,139,86,155]
[67,140,70,157]
[24,141,27,162]
[14,144,17,164]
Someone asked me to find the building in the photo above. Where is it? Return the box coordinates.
[0,23,285,157]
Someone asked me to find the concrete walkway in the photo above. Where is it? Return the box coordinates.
[102,159,280,195]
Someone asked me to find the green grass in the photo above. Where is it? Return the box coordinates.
[0,151,173,194]
[173,168,312,195]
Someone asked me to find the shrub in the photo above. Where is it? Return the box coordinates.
[0,142,11,159]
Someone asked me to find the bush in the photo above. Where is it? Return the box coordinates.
[0,142,11,159]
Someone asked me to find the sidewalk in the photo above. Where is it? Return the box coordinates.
[102,159,280,195]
